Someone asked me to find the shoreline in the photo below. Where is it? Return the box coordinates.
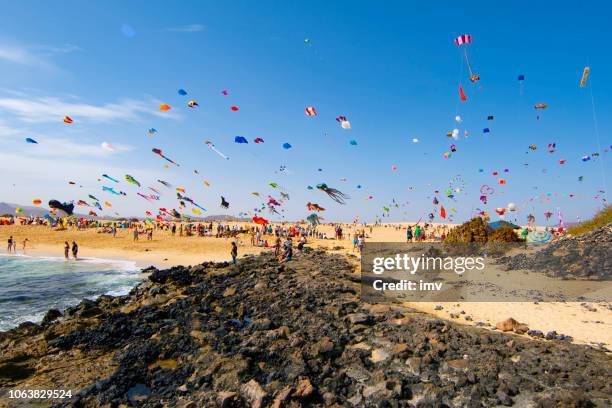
[1,225,610,350]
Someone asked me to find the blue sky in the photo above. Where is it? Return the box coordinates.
[0,1,609,224]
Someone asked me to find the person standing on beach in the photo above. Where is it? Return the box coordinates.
[71,241,78,260]
[7,236,14,252]
[406,225,413,243]
[133,228,139,242]
[22,238,28,252]
[64,241,70,259]
[231,241,238,265]
[357,234,365,254]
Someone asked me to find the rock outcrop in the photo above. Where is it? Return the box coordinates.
[0,251,610,407]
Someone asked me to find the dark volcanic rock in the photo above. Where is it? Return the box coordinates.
[0,251,610,407]
[501,224,612,279]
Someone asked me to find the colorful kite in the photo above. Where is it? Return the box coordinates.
[125,174,141,187]
[152,148,179,166]
[234,136,248,144]
[580,67,590,88]
[316,183,350,204]
[305,106,317,116]
[205,140,229,160]
[25,137,38,144]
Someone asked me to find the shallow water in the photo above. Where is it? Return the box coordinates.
[0,253,142,331]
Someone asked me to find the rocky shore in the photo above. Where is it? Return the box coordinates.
[1,251,610,407]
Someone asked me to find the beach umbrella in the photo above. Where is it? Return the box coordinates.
[527,230,553,245]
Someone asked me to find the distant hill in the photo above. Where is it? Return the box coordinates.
[0,202,250,222]
[0,202,102,220]
[0,202,51,217]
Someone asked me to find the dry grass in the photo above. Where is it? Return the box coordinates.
[568,206,612,235]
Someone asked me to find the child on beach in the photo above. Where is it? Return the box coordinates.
[231,241,238,265]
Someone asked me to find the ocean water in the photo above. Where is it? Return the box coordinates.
[0,254,142,331]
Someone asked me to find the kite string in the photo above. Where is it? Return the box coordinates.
[588,67,608,200]
[464,47,473,77]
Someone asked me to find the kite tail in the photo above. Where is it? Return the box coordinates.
[324,188,350,204]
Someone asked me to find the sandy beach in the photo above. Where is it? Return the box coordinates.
[1,223,610,349]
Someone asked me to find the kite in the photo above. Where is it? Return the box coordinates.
[203,180,210,187]
[306,202,325,212]
[102,174,119,183]
[25,137,38,144]
[88,211,98,217]
[253,216,269,225]
[230,106,239,111]
[88,195,99,201]
[32,198,42,205]
[483,128,490,133]
[487,115,494,120]
[77,200,90,206]
[412,138,419,143]
[178,89,188,96]
[176,187,186,193]
[220,196,230,209]
[234,136,248,144]
[305,106,317,116]
[251,192,260,196]
[580,67,590,88]
[152,148,179,165]
[254,138,264,143]
[94,202,102,211]
[391,165,398,170]
[159,104,171,111]
[495,207,507,216]
[282,143,292,149]
[157,179,172,188]
[534,104,548,109]
[137,192,158,202]
[125,174,141,187]
[349,140,358,146]
[148,128,157,134]
[306,213,321,227]
[103,186,121,195]
[104,201,112,207]
[187,100,198,108]
[459,85,467,102]
[518,74,525,82]
[192,208,202,215]
[221,90,228,96]
[316,183,350,204]
[63,116,73,124]
[440,206,446,219]
[48,200,74,215]
[498,179,506,185]
[455,34,479,82]
[205,140,229,160]
[336,116,351,129]
[582,155,591,162]
[269,182,280,188]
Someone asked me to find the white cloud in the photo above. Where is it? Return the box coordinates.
[0,94,180,124]
[0,43,48,67]
[165,24,205,33]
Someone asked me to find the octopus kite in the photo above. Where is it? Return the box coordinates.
[316,183,350,204]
